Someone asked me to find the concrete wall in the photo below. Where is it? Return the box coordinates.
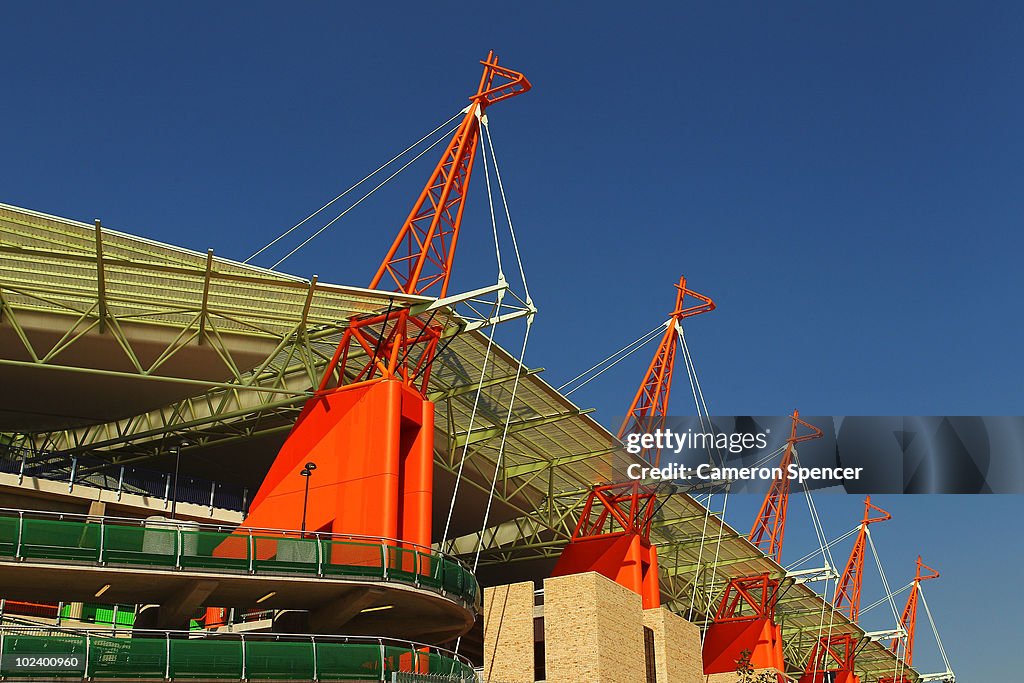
[543,572,645,683]
[643,606,703,683]
[483,573,710,683]
[482,581,535,683]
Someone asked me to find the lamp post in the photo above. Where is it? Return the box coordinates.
[300,462,317,537]
[170,441,188,520]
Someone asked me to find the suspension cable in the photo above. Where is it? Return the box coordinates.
[786,526,859,571]
[678,328,726,467]
[867,527,907,683]
[269,120,462,269]
[246,111,462,264]
[860,581,912,617]
[483,118,531,303]
[470,113,535,573]
[699,484,730,647]
[558,324,665,396]
[676,322,730,626]
[686,490,714,623]
[471,318,532,574]
[918,585,952,675]
[439,121,508,547]
[867,528,905,628]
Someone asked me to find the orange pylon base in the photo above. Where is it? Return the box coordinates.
[550,532,660,609]
[703,616,784,675]
[240,379,434,548]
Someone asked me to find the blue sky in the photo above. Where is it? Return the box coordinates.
[3,3,1021,678]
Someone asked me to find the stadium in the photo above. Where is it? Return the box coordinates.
[0,52,953,683]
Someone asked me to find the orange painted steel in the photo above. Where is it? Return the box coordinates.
[701,573,785,674]
[618,275,715,467]
[749,410,824,564]
[835,496,891,623]
[231,55,529,566]
[325,51,531,399]
[370,50,530,298]
[242,380,434,548]
[550,481,661,609]
[879,556,940,683]
[552,277,714,610]
[800,496,891,683]
[703,410,822,680]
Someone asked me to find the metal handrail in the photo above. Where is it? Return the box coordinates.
[0,625,476,681]
[0,510,479,610]
[0,506,451,559]
[0,447,249,513]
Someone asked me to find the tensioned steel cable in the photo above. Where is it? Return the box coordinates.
[483,119,531,304]
[787,526,859,572]
[867,528,907,683]
[919,585,952,676]
[440,121,507,548]
[558,324,666,396]
[245,110,462,264]
[860,581,912,617]
[469,116,536,577]
[270,121,462,269]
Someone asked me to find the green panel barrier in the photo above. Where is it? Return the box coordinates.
[251,535,319,575]
[70,603,135,627]
[441,559,464,595]
[19,518,100,562]
[417,552,443,590]
[115,607,136,627]
[88,635,165,678]
[386,546,417,584]
[244,640,315,679]
[178,530,249,572]
[427,650,468,677]
[315,641,382,680]
[0,513,479,611]
[102,524,177,567]
[385,645,451,676]
[0,515,20,557]
[169,638,242,678]
[321,540,385,580]
[0,633,471,682]
[0,633,87,677]
[464,567,480,605]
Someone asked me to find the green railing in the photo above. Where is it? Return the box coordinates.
[0,512,479,611]
[58,603,135,628]
[0,627,475,681]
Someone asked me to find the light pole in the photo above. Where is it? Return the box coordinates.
[300,462,317,537]
[170,441,188,520]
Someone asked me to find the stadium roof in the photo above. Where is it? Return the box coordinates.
[0,201,917,681]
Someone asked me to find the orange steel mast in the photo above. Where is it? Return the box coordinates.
[319,51,531,397]
[880,557,940,683]
[702,410,823,679]
[551,277,714,609]
[800,496,892,683]
[235,53,530,550]
[618,276,715,467]
[749,410,823,563]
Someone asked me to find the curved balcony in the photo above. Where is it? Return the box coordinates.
[0,626,475,681]
[0,510,479,643]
